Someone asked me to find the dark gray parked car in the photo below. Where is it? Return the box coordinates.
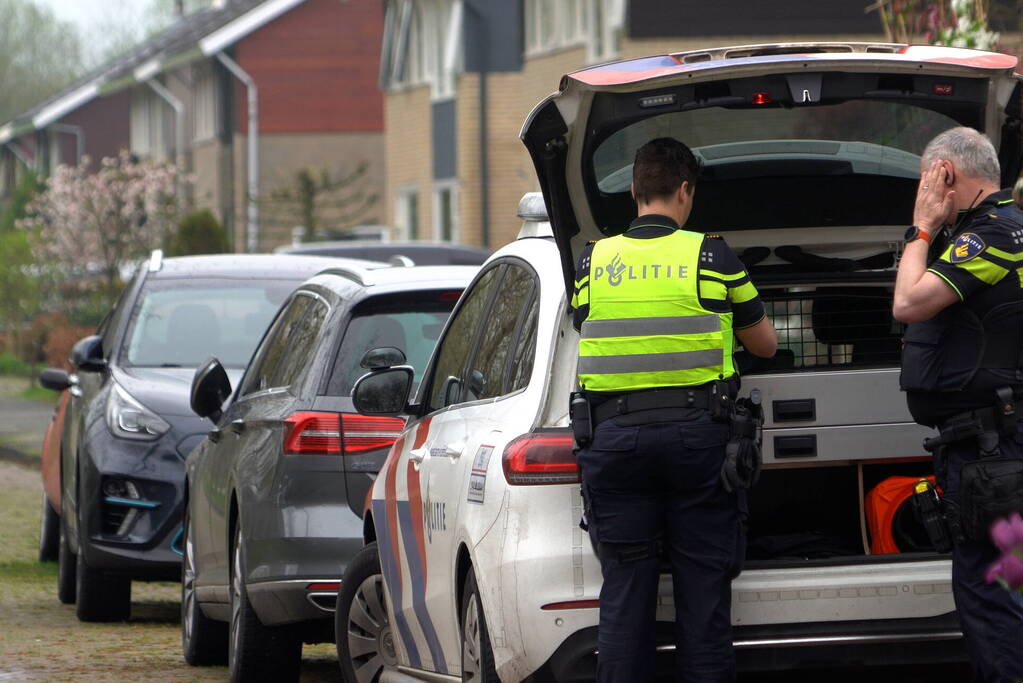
[182,262,475,681]
[52,251,353,623]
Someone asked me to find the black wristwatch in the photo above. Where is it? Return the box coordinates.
[904,225,933,244]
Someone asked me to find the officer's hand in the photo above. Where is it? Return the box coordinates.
[914,160,956,233]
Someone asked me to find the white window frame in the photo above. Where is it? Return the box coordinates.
[525,0,588,58]
[586,0,623,64]
[192,62,218,143]
[130,86,167,161]
[395,184,420,240]
[432,179,458,243]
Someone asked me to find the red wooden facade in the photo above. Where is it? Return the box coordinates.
[234,0,384,134]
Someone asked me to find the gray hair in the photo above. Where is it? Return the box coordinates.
[921,127,1001,184]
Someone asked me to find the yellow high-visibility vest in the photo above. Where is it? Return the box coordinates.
[578,229,734,392]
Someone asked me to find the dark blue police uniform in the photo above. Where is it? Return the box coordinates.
[902,189,1023,683]
[572,215,767,682]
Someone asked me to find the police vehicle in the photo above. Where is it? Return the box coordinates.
[339,43,1023,681]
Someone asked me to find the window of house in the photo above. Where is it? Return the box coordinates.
[433,181,457,242]
[130,87,167,161]
[426,266,501,411]
[382,0,461,100]
[193,63,218,143]
[588,0,623,64]
[395,185,419,240]
[525,0,589,56]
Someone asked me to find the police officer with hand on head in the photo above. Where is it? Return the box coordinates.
[570,137,777,682]
[894,126,1023,683]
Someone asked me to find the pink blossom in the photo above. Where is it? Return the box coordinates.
[990,512,1023,554]
[986,552,1023,590]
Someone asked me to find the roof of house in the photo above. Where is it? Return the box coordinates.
[0,0,308,145]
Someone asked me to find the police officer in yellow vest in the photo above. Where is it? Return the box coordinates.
[571,138,777,682]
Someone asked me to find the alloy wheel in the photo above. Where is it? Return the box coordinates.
[346,575,395,683]
[462,594,482,681]
[182,521,198,647]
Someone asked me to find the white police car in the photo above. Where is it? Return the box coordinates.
[338,42,1023,681]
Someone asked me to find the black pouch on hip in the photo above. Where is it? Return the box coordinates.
[960,455,1023,542]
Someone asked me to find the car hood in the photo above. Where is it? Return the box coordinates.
[115,366,246,418]
[519,42,1022,293]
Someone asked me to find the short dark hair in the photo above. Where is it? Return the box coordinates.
[632,137,700,204]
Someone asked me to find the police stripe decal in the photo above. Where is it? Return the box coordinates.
[577,348,724,374]
[580,314,719,339]
[373,498,421,668]
[397,499,448,673]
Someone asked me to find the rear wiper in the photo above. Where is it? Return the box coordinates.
[159,363,183,368]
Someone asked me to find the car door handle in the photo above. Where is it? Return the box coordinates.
[229,419,246,434]
[444,442,465,459]
[410,447,429,464]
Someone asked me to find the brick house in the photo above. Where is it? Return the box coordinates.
[378,0,1022,251]
[0,0,384,252]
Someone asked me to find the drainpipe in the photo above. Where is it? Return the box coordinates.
[144,79,186,200]
[215,52,259,254]
[468,1,490,248]
[50,123,86,165]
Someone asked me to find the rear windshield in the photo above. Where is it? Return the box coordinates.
[121,278,296,369]
[326,293,459,396]
[594,100,960,193]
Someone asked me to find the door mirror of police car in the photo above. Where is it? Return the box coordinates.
[467,369,485,400]
[360,346,407,370]
[70,335,106,372]
[190,357,232,423]
[352,366,414,416]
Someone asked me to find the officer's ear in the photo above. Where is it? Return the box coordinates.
[630,181,637,202]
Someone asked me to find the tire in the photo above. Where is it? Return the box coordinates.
[75,547,131,622]
[182,506,228,666]
[57,517,76,605]
[39,493,60,562]
[228,524,301,683]
[336,542,397,683]
[460,568,499,683]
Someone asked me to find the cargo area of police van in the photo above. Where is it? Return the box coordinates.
[727,235,941,566]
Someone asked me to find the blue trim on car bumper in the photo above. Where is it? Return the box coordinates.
[103,496,160,509]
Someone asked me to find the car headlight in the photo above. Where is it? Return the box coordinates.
[106,383,170,440]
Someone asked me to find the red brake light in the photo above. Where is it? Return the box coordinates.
[283,412,341,455]
[340,413,405,456]
[502,432,579,486]
[439,290,463,301]
[751,91,771,105]
[933,83,954,96]
[306,582,340,591]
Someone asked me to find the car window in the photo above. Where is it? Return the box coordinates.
[326,292,458,397]
[121,277,296,369]
[425,266,502,411]
[465,264,535,401]
[238,295,316,396]
[593,100,961,193]
[508,294,539,393]
[266,297,328,391]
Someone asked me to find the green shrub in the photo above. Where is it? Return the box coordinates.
[166,209,230,256]
[0,353,31,376]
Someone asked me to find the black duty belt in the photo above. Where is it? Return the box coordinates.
[927,398,1023,452]
[591,387,722,425]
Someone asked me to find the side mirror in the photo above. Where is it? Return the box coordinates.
[38,367,72,392]
[190,357,232,422]
[360,346,407,370]
[70,335,106,372]
[352,366,414,415]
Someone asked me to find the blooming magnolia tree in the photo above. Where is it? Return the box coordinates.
[987,512,1023,589]
[20,150,190,296]
[869,0,999,49]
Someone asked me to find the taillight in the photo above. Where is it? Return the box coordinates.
[502,431,579,486]
[283,412,341,455]
[340,413,405,456]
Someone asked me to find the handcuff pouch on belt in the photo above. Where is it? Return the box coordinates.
[921,386,1023,544]
[721,388,763,493]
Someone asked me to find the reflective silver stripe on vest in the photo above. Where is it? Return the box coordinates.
[577,349,724,375]
[580,314,720,339]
